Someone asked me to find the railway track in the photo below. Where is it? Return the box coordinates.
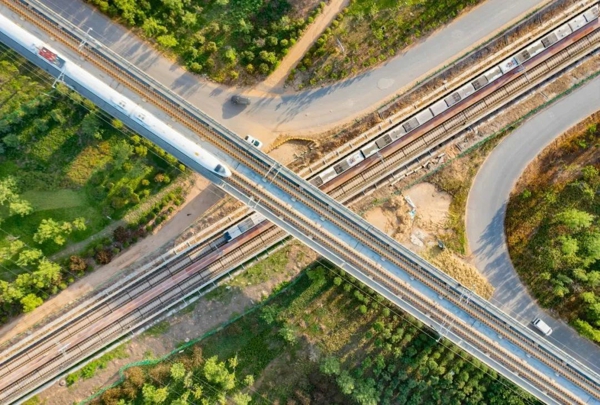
[0,219,287,403]
[1,0,599,403]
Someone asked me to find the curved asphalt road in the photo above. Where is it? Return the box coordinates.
[37,0,549,137]
[466,76,600,372]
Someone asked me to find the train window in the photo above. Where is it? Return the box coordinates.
[541,33,557,48]
[402,117,419,132]
[444,92,461,107]
[471,75,488,90]
[375,135,393,149]
[311,176,324,187]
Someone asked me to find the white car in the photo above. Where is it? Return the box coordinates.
[245,135,263,149]
[532,317,553,336]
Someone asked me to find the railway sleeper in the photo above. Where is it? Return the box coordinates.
[139,298,163,316]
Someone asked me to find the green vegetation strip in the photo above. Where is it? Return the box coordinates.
[0,46,187,323]
[85,0,325,84]
[80,269,308,404]
[506,117,600,343]
[290,0,485,88]
[84,265,538,405]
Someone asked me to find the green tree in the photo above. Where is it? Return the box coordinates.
[555,208,594,231]
[20,293,43,313]
[232,392,251,405]
[112,140,134,170]
[320,356,341,376]
[353,378,379,405]
[9,199,33,217]
[157,34,179,49]
[181,11,197,27]
[0,280,23,305]
[337,370,355,395]
[16,248,43,267]
[33,218,72,245]
[279,325,297,345]
[203,356,236,391]
[142,383,168,404]
[141,18,167,37]
[243,374,254,387]
[558,235,579,257]
[72,217,87,232]
[34,259,62,288]
[170,362,186,380]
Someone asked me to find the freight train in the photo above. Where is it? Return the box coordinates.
[310,5,599,187]
[0,12,232,178]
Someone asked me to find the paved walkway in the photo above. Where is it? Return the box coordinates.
[36,0,550,139]
[466,76,600,373]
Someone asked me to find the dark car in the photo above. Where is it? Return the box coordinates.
[231,95,251,105]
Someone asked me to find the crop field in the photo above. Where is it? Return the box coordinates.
[289,0,484,88]
[506,114,600,343]
[0,45,185,319]
[86,0,324,84]
[92,265,538,405]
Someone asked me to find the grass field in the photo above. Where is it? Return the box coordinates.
[289,0,483,88]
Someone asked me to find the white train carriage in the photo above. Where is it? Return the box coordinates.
[333,150,364,174]
[542,23,573,48]
[568,14,589,31]
[583,5,599,22]
[310,166,336,186]
[415,108,434,125]
[498,56,519,74]
[360,141,379,158]
[224,212,266,242]
[429,99,449,115]
[514,39,545,64]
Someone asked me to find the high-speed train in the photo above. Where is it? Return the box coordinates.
[0,12,231,178]
[310,4,599,187]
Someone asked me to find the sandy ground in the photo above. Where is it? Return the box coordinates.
[0,174,225,346]
[362,182,493,298]
[39,244,318,405]
[364,183,451,252]
[268,141,312,165]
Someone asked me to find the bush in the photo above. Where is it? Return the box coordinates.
[95,249,112,265]
[69,255,87,272]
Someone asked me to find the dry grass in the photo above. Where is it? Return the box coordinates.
[424,248,494,299]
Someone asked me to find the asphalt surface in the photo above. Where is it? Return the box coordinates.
[39,0,549,137]
[466,76,600,373]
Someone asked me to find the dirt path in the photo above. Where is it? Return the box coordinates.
[250,0,349,95]
[0,174,225,345]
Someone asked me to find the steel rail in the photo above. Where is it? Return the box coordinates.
[324,29,600,202]
[0,223,287,403]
